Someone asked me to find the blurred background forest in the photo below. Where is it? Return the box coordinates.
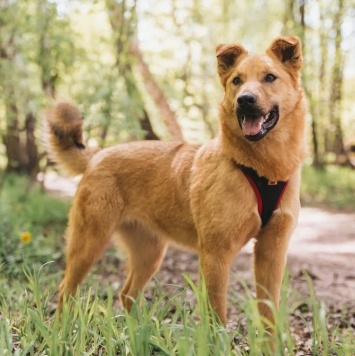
[0,0,355,179]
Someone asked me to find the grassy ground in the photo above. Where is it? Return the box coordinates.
[0,168,354,355]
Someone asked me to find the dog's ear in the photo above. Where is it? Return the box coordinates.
[216,43,247,85]
[267,36,303,71]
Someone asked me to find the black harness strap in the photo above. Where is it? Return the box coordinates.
[238,165,288,227]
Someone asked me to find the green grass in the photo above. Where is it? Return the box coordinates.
[301,164,355,210]
[0,174,70,278]
[1,267,354,355]
[0,173,354,355]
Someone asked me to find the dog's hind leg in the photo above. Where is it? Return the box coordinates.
[58,178,124,309]
[118,225,168,311]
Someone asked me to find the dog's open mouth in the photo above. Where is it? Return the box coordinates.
[238,107,279,141]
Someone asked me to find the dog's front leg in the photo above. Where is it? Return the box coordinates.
[253,211,295,325]
[200,237,245,324]
[200,250,230,323]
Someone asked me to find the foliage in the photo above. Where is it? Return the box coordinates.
[0,0,76,114]
[301,164,355,210]
[1,0,355,171]
[69,0,150,144]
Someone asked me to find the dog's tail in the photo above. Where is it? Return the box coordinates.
[44,101,100,176]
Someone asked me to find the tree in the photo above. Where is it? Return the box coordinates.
[284,0,351,167]
[105,0,159,140]
[327,0,347,164]
[36,0,75,99]
[0,0,75,175]
[129,40,183,140]
[1,1,32,173]
[1,0,354,174]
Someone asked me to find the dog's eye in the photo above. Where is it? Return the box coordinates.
[265,74,277,83]
[232,77,242,86]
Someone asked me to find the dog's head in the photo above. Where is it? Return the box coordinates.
[216,36,303,142]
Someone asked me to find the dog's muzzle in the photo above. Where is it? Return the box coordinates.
[236,93,279,141]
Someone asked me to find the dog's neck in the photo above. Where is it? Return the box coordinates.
[218,97,307,182]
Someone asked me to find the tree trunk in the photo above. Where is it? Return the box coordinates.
[296,0,324,167]
[105,0,159,141]
[0,6,26,173]
[129,41,183,141]
[328,0,347,164]
[25,112,40,176]
[3,119,26,173]
[2,106,41,175]
[121,62,160,140]
[317,0,329,164]
[37,1,58,99]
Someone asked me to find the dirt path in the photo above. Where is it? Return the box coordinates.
[287,208,355,306]
[44,173,355,307]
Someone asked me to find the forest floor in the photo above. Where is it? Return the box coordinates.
[44,172,355,351]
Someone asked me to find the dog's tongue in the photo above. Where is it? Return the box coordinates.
[242,116,263,136]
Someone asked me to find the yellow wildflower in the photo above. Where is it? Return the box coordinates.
[20,231,32,244]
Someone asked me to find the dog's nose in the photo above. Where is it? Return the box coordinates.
[237,93,257,108]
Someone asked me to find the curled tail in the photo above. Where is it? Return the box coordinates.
[44,101,100,176]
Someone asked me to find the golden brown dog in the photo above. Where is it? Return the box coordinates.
[45,36,306,327]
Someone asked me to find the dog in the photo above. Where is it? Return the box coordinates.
[45,36,306,327]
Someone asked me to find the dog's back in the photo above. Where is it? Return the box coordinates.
[45,102,200,247]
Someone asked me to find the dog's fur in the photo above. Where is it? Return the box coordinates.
[45,36,306,326]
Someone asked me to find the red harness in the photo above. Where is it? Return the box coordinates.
[238,165,288,227]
